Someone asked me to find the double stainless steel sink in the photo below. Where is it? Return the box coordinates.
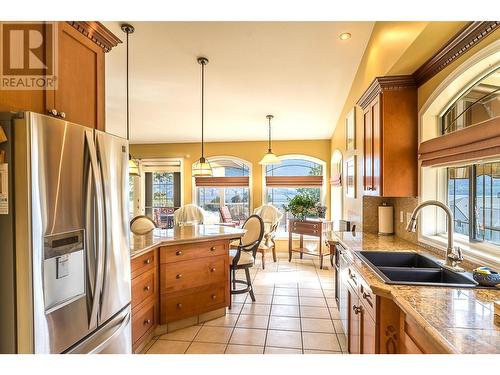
[356,251,478,288]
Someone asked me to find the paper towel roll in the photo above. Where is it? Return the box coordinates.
[378,205,394,235]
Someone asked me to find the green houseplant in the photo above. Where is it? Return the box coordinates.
[284,192,318,221]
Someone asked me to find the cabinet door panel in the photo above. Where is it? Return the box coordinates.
[347,284,360,354]
[371,97,381,195]
[363,106,373,192]
[361,307,377,354]
[55,22,104,130]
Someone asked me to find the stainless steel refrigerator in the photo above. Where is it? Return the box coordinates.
[0,112,132,354]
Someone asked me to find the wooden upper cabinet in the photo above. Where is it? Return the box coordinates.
[357,76,418,197]
[0,21,121,131]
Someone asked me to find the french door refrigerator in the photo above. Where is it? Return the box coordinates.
[0,112,132,354]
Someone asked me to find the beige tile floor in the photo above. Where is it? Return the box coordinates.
[143,253,347,354]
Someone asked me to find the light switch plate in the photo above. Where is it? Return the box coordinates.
[400,211,404,223]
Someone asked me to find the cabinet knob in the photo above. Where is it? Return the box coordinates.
[177,303,183,309]
[144,285,151,291]
[144,258,152,265]
[210,267,216,272]
[58,111,66,119]
[210,246,216,251]
[176,274,182,279]
[176,250,182,256]
[48,109,58,117]
[143,319,152,325]
[211,295,217,300]
[353,305,362,315]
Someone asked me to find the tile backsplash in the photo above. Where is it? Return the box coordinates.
[362,196,418,243]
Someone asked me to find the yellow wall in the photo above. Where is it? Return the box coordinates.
[329,21,470,227]
[131,139,331,215]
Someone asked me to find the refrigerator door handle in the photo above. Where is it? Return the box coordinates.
[88,310,131,354]
[85,130,105,328]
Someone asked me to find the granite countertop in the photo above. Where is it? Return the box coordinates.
[130,224,246,259]
[328,231,500,354]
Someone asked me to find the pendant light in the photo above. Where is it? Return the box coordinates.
[121,23,140,177]
[259,114,281,165]
[192,57,213,177]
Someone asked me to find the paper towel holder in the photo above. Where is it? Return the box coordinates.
[378,202,394,236]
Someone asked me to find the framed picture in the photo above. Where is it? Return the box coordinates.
[345,156,356,198]
[345,108,356,151]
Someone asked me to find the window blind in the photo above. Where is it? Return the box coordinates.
[265,176,323,187]
[419,116,500,167]
[195,176,249,187]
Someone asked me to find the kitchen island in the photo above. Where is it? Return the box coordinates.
[130,225,245,353]
[327,231,500,354]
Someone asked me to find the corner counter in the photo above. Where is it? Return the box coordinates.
[130,225,245,353]
[328,231,500,354]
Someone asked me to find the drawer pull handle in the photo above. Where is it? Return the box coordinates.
[362,292,371,300]
[144,285,151,291]
[353,305,362,315]
[211,295,217,300]
[144,319,152,325]
[177,303,183,309]
[144,258,152,265]
[176,251,182,256]
[210,268,216,272]
[210,246,216,251]
[176,274,183,279]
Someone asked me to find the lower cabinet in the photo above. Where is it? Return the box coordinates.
[131,248,159,353]
[345,265,399,354]
[399,312,446,354]
[159,240,230,324]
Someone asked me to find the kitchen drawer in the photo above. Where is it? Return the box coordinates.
[160,256,227,293]
[132,269,155,309]
[131,249,157,278]
[291,222,321,236]
[160,283,227,324]
[160,240,227,264]
[132,299,156,345]
[359,281,376,320]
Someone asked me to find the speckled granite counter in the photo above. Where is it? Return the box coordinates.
[130,225,246,259]
[327,231,500,354]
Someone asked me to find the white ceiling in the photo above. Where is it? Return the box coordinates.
[104,22,374,143]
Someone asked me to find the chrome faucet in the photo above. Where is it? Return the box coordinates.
[406,200,464,272]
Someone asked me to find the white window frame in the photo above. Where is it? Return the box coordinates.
[192,155,253,219]
[418,40,500,269]
[129,158,184,218]
[262,154,327,238]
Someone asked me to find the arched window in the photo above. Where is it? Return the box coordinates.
[194,157,251,223]
[264,155,326,231]
[418,42,500,266]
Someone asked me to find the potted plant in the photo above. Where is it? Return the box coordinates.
[284,192,318,221]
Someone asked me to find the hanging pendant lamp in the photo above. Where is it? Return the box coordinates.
[259,114,281,165]
[121,23,140,177]
[192,57,213,177]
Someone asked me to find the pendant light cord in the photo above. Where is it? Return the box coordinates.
[126,30,130,141]
[268,116,272,153]
[201,60,205,158]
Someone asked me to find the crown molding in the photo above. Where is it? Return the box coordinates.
[413,21,500,86]
[67,21,122,52]
[357,75,416,109]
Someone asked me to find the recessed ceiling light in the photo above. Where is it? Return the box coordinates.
[339,32,351,40]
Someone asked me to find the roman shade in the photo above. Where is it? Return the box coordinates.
[265,176,323,187]
[419,116,500,167]
[195,176,249,187]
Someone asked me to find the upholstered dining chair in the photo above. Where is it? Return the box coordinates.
[173,204,205,225]
[229,215,264,308]
[130,215,157,235]
[253,204,283,269]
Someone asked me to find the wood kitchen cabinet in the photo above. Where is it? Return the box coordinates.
[131,248,159,353]
[345,264,400,354]
[0,21,121,130]
[357,75,418,197]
